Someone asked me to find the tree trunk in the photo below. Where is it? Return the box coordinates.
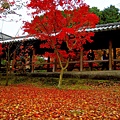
[55,50,69,88]
[5,61,9,86]
[58,68,64,88]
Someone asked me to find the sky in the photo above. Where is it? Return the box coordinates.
[0,0,120,37]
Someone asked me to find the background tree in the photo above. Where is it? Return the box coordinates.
[0,0,27,18]
[0,0,29,54]
[23,0,99,88]
[0,0,15,18]
[0,0,28,85]
[101,5,120,24]
[90,5,120,24]
[89,7,102,24]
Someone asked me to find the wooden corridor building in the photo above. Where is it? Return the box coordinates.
[0,22,120,72]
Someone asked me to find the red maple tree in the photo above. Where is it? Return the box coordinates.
[23,0,99,87]
[0,44,3,55]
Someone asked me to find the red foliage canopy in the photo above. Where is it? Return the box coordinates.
[0,44,3,56]
[23,0,99,61]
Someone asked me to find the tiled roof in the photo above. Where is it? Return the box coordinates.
[1,22,120,43]
[0,35,36,43]
[86,22,120,32]
[0,32,12,42]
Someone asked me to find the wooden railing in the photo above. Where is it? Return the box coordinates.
[1,59,120,73]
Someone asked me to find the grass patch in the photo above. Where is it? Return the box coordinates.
[61,84,92,90]
[0,74,120,89]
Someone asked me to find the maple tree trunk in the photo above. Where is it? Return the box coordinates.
[58,68,64,88]
[57,56,69,88]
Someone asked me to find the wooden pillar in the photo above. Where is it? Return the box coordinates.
[80,50,83,71]
[109,40,112,70]
[53,58,57,72]
[0,58,1,71]
[32,49,35,73]
[113,48,116,70]
[47,56,50,72]
[12,50,16,73]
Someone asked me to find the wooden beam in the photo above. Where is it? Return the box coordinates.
[80,50,83,71]
[109,40,112,70]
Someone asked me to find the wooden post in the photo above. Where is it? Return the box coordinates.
[53,59,55,72]
[113,48,116,70]
[0,58,1,72]
[80,50,83,71]
[53,58,57,72]
[32,49,35,73]
[12,50,16,73]
[47,56,50,72]
[109,40,112,70]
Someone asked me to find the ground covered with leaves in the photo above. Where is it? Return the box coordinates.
[0,84,120,120]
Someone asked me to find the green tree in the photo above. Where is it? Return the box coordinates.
[100,5,120,24]
[89,7,102,24]
[90,5,120,24]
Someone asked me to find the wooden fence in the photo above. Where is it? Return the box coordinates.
[1,59,120,73]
